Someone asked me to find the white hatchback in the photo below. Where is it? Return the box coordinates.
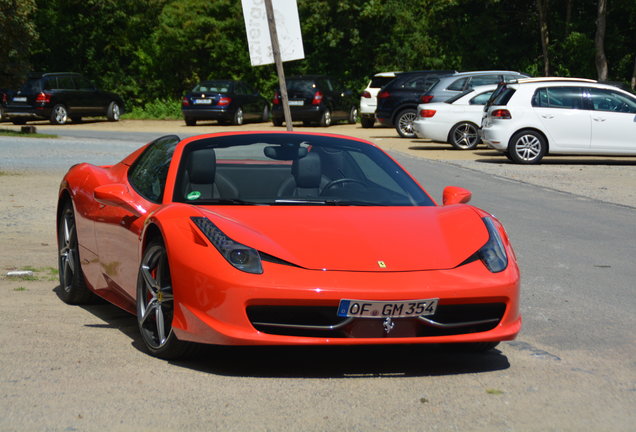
[413,84,497,149]
[481,78,636,163]
[359,72,399,128]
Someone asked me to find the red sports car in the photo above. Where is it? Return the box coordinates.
[57,131,521,359]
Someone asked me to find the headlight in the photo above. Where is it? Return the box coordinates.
[191,216,263,274]
[478,217,508,273]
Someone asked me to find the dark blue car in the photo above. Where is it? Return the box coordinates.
[181,80,270,126]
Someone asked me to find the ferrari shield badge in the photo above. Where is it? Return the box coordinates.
[378,261,386,268]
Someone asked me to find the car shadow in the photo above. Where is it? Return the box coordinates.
[472,152,636,165]
[54,286,511,378]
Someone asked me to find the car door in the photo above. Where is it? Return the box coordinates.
[325,78,348,119]
[75,75,106,115]
[55,75,83,113]
[240,81,261,120]
[531,86,591,150]
[93,135,178,299]
[586,87,636,153]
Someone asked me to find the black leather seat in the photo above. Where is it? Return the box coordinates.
[276,152,328,198]
[183,148,239,200]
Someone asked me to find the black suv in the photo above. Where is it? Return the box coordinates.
[272,75,358,127]
[5,72,125,125]
[375,70,455,138]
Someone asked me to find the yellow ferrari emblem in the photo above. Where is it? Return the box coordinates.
[378,261,386,268]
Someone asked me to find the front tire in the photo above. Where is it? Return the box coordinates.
[57,201,95,304]
[507,130,547,164]
[137,239,196,359]
[272,117,283,127]
[261,104,269,122]
[50,104,68,125]
[106,102,121,122]
[449,122,480,150]
[395,108,417,138]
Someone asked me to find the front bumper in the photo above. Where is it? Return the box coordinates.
[170,252,521,346]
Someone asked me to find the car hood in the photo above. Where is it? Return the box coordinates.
[193,205,488,272]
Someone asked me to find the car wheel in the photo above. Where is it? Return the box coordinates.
[272,117,283,127]
[57,201,95,304]
[137,239,197,359]
[320,109,332,127]
[233,107,244,125]
[361,117,375,128]
[348,106,358,124]
[449,122,480,150]
[508,130,547,164]
[261,104,269,122]
[50,104,68,125]
[395,109,417,138]
[106,102,121,122]
[185,117,196,126]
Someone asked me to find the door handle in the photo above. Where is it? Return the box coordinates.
[541,114,554,119]
[592,117,606,122]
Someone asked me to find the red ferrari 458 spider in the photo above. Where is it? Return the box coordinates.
[57,131,521,359]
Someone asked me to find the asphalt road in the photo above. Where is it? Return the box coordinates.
[0,124,634,432]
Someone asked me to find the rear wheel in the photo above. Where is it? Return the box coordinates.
[272,117,283,127]
[57,201,95,304]
[185,117,196,126]
[261,104,269,122]
[361,117,375,128]
[137,239,197,359]
[507,130,547,164]
[233,107,244,125]
[348,106,358,124]
[395,108,417,138]
[449,121,480,150]
[320,109,332,127]
[106,101,120,122]
[50,104,68,125]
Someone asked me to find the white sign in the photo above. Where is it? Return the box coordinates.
[241,0,305,66]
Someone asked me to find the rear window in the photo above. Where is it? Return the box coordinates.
[20,79,43,93]
[369,76,395,89]
[193,81,232,93]
[401,77,438,91]
[287,80,317,93]
[490,86,516,106]
[447,78,468,91]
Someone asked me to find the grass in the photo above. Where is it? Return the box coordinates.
[5,266,58,282]
[486,389,504,395]
[13,287,27,291]
[123,98,182,120]
[0,128,57,138]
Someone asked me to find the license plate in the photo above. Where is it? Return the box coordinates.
[194,99,212,104]
[288,100,304,106]
[337,298,438,318]
[13,96,27,102]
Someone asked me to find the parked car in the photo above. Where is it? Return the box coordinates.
[481,77,636,164]
[418,70,529,104]
[57,131,520,359]
[359,72,400,128]
[413,85,497,150]
[4,72,124,125]
[375,70,456,138]
[271,75,358,127]
[181,79,269,126]
[0,88,10,122]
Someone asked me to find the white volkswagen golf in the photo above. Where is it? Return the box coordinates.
[413,84,497,150]
[481,78,636,164]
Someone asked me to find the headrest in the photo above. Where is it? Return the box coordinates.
[292,152,321,188]
[187,148,216,184]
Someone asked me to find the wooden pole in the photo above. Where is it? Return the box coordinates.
[264,0,293,131]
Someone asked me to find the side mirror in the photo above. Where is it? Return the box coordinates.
[94,184,145,217]
[442,186,472,205]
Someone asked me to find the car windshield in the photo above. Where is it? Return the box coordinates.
[192,81,232,93]
[174,134,434,206]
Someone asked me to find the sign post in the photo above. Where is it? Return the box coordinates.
[263,0,293,131]
[241,0,304,131]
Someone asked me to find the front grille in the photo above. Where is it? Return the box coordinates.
[246,303,506,338]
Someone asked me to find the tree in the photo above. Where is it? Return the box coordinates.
[0,0,38,88]
[536,0,550,75]
[595,0,608,81]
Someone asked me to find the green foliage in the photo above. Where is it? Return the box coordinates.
[8,0,636,105]
[124,98,182,120]
[0,0,38,87]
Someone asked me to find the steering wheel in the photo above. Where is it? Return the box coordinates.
[321,178,368,194]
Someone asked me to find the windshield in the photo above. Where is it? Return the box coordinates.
[173,134,434,206]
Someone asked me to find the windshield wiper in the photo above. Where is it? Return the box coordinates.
[196,198,257,205]
[274,199,382,206]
